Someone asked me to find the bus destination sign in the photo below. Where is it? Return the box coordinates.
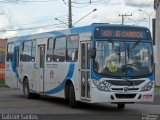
[102,30,144,39]
[94,27,150,40]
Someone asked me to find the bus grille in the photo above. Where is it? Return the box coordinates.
[107,80,145,86]
[115,94,136,99]
[111,88,139,91]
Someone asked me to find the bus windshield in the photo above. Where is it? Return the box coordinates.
[94,40,153,77]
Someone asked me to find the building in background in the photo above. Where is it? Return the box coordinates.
[0,39,7,80]
[154,0,160,86]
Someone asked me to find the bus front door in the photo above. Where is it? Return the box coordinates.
[37,45,45,92]
[80,42,91,100]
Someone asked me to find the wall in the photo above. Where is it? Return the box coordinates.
[154,0,160,86]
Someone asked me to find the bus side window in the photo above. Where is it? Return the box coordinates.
[53,36,66,62]
[6,43,14,62]
[46,38,54,62]
[31,40,36,62]
[66,35,79,62]
[21,41,32,62]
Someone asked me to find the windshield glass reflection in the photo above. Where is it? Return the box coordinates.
[94,40,153,77]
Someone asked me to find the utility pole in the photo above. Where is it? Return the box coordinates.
[119,14,132,25]
[68,0,72,28]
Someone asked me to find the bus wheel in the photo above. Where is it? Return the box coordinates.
[23,79,32,99]
[69,83,77,108]
[117,103,125,109]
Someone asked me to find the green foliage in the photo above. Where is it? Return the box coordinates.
[0,80,5,87]
[0,80,4,85]
[155,86,160,92]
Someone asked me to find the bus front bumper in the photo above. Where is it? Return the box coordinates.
[90,87,154,103]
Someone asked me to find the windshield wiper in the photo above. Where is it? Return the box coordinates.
[129,40,141,52]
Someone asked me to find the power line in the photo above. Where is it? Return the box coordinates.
[62,0,110,28]
[1,23,66,32]
[7,14,69,30]
[0,0,57,3]
[72,0,109,4]
[73,8,97,25]
[62,0,110,8]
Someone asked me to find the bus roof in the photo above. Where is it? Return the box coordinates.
[8,23,150,42]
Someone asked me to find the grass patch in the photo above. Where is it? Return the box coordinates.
[0,80,5,84]
[155,86,160,93]
[0,80,6,87]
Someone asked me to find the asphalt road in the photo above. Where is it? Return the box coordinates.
[0,86,159,120]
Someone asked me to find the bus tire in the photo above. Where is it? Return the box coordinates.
[69,83,77,108]
[23,78,32,99]
[64,83,70,104]
[117,103,125,110]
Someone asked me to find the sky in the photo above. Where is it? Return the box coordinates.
[0,0,155,38]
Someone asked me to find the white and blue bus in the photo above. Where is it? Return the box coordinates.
[5,24,154,109]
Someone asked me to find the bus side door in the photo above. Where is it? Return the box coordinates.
[37,45,45,92]
[80,41,91,100]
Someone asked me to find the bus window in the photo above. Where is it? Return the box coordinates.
[87,43,91,69]
[31,40,36,62]
[66,35,79,62]
[6,43,14,62]
[81,43,85,69]
[46,38,54,62]
[53,36,66,62]
[21,41,32,62]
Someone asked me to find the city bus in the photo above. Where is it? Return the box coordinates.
[5,24,154,109]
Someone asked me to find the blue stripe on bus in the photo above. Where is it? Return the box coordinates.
[11,36,30,85]
[50,31,64,36]
[91,72,155,81]
[70,26,94,34]
[149,73,154,81]
[12,46,23,84]
[91,71,101,80]
[44,63,75,94]
[90,59,101,80]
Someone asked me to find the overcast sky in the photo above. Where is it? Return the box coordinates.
[0,0,155,38]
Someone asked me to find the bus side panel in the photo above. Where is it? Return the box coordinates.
[19,62,36,91]
[5,62,18,88]
[43,62,80,100]
[44,63,71,98]
[71,63,80,101]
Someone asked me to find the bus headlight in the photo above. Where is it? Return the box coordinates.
[141,81,154,91]
[92,80,112,92]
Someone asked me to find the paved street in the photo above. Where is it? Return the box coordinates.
[0,86,159,120]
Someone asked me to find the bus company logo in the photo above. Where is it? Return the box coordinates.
[123,87,128,92]
[142,114,159,120]
[50,70,54,79]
